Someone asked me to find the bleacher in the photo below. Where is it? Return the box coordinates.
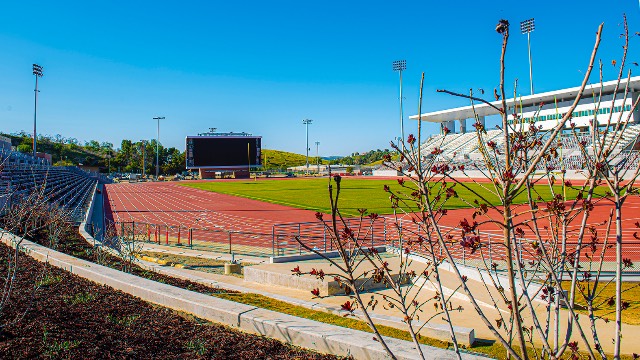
[0,145,97,222]
[406,123,640,174]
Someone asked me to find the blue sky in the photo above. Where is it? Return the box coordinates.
[0,1,638,156]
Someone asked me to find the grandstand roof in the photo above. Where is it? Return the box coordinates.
[410,76,640,123]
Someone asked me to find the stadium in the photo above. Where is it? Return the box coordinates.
[1,73,640,358]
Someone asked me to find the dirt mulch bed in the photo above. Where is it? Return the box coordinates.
[0,242,338,359]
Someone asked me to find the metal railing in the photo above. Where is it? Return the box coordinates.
[102,218,640,275]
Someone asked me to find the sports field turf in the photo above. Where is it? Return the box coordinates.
[182,178,600,217]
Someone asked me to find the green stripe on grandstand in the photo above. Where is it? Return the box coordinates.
[181,178,606,217]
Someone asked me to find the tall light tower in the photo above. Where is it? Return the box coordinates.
[302,119,313,174]
[153,116,165,180]
[520,18,535,95]
[392,60,406,151]
[32,64,43,157]
[140,140,147,177]
[315,141,320,174]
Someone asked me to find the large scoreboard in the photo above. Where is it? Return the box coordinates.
[185,136,262,169]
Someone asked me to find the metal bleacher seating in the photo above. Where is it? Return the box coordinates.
[408,123,640,173]
[0,145,97,222]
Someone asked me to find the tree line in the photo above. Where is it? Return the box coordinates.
[4,132,185,175]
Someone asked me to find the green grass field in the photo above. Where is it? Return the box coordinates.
[182,178,599,217]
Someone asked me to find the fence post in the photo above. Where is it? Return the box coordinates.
[399,220,403,251]
[188,228,193,248]
[132,221,136,241]
[228,231,232,254]
[518,237,523,265]
[166,226,169,245]
[384,218,388,246]
[488,234,493,266]
[323,226,327,252]
[463,247,466,265]
[298,223,302,255]
[371,222,374,247]
[147,224,150,242]
[272,226,275,257]
[177,227,181,245]
[154,226,158,243]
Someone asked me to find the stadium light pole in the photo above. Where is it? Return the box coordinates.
[392,60,406,152]
[521,18,535,95]
[153,117,165,180]
[140,140,146,177]
[32,63,43,157]
[302,119,313,174]
[315,141,320,174]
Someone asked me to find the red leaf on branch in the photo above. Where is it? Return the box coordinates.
[341,301,355,313]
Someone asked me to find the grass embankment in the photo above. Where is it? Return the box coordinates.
[183,178,605,217]
[564,281,640,325]
[262,149,324,170]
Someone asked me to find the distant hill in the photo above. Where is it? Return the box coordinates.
[328,149,395,166]
[262,149,323,170]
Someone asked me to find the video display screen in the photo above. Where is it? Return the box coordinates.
[186,136,261,169]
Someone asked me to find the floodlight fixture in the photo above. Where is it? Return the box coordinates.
[33,64,43,77]
[520,18,535,94]
[520,18,535,34]
[32,63,43,156]
[392,60,406,72]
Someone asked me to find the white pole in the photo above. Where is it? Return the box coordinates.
[156,118,160,179]
[399,69,405,151]
[527,32,534,95]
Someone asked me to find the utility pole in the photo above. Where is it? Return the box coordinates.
[32,64,43,157]
[141,140,146,177]
[302,119,313,174]
[153,116,165,180]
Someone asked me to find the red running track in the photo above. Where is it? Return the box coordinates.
[104,181,318,234]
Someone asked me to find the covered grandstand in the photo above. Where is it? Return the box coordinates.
[407,77,640,173]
